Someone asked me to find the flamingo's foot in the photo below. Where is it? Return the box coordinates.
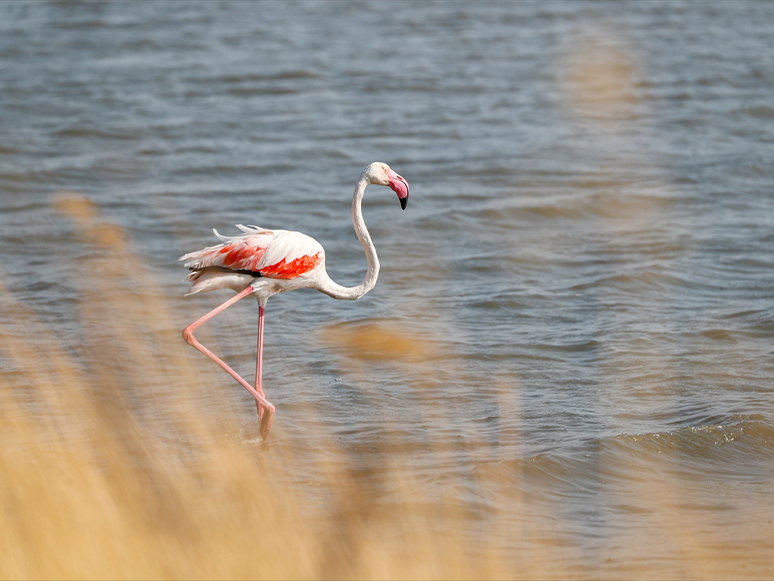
[259,405,274,440]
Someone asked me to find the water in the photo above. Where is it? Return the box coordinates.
[2,1,774,576]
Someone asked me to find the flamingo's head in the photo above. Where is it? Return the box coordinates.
[364,162,409,210]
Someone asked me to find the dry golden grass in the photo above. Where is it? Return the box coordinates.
[0,194,515,580]
[1,194,771,580]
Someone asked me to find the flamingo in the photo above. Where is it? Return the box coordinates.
[181,162,409,439]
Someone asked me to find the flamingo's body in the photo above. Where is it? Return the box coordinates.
[181,162,409,438]
[182,226,326,302]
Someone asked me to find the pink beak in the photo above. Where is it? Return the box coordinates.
[387,169,409,210]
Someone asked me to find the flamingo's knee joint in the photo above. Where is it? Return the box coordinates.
[182,326,196,345]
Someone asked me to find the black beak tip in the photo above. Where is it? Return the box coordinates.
[400,196,408,210]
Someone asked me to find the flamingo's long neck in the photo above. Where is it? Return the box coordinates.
[316,175,380,300]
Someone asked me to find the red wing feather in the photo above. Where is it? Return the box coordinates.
[217,243,267,272]
[259,253,323,279]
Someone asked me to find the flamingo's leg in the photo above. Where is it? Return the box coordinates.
[255,305,266,421]
[183,286,275,438]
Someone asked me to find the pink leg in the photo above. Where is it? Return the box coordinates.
[255,306,265,416]
[183,286,275,438]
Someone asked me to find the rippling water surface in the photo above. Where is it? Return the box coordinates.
[2,1,773,577]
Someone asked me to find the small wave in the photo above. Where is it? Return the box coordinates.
[533,339,601,353]
[216,71,319,83]
[699,328,736,341]
[55,19,109,30]
[740,105,774,119]
[226,86,299,97]
[600,417,774,486]
[475,416,774,492]
[174,163,294,177]
[468,298,531,311]
[611,418,774,454]
[54,127,141,140]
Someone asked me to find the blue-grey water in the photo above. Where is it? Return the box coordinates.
[2,1,773,576]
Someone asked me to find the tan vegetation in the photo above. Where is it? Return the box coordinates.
[0,194,770,580]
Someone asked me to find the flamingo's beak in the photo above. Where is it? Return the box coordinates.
[387,169,409,210]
